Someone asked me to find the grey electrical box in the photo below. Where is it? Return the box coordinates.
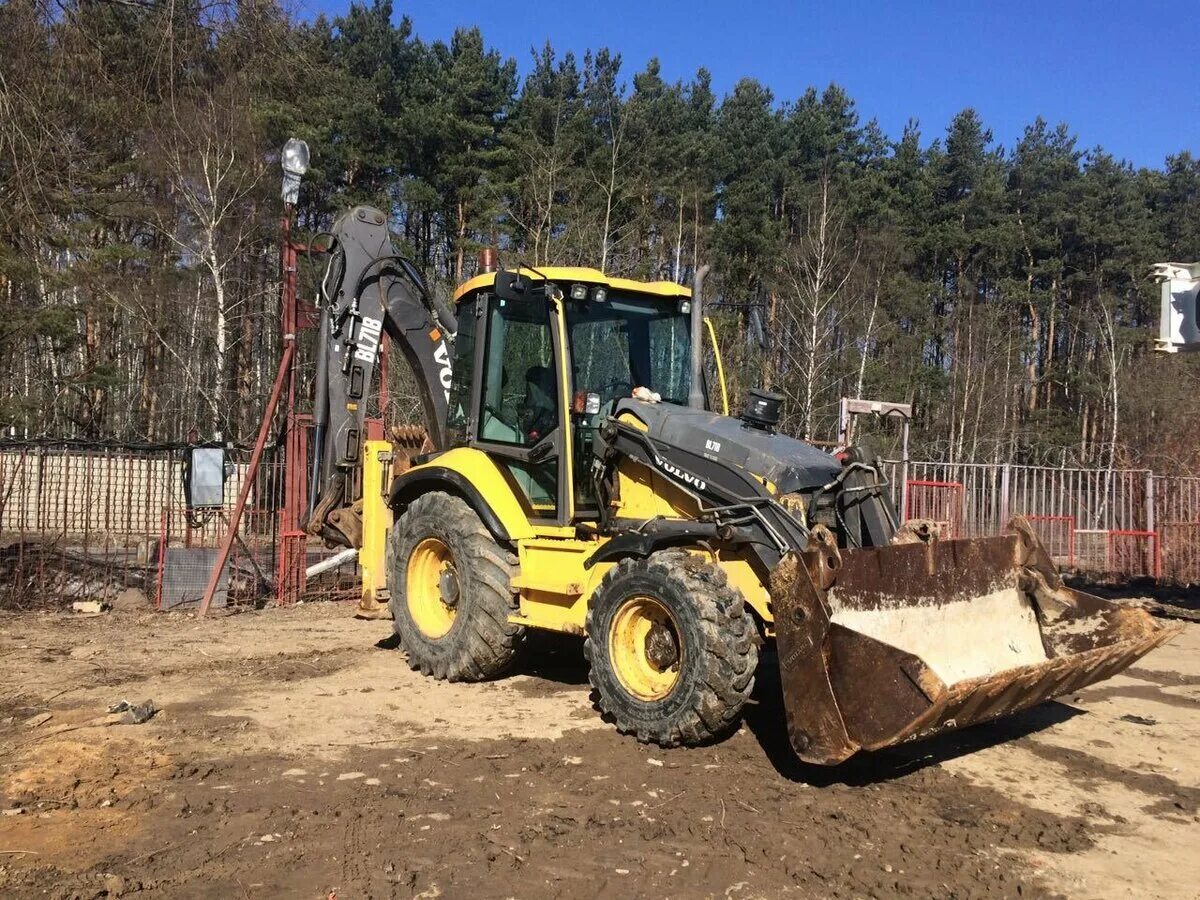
[184,446,228,509]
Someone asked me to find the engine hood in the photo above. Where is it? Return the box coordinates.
[613,399,842,494]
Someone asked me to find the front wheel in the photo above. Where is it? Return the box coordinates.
[584,550,758,747]
[388,491,522,681]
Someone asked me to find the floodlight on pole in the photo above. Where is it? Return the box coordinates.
[281,138,309,205]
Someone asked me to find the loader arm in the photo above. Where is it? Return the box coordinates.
[306,206,456,547]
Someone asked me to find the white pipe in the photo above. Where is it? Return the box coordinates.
[306,548,358,580]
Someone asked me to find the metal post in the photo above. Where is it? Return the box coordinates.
[198,341,295,617]
[202,203,300,617]
[687,266,709,410]
[1144,470,1155,535]
[999,463,1011,526]
[279,207,310,604]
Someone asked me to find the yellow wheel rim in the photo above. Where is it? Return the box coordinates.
[406,537,459,639]
[609,595,682,701]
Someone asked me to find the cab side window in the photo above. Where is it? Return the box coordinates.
[479,296,558,446]
[477,295,560,516]
[445,296,477,445]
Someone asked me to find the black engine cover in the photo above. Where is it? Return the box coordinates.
[613,399,841,494]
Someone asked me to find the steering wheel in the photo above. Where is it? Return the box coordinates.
[484,403,519,431]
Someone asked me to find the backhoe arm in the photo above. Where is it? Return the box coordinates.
[307,206,456,547]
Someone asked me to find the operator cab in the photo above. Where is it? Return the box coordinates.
[448,267,721,525]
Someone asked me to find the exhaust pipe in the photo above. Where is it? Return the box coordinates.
[688,265,709,410]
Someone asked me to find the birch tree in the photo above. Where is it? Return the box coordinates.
[146,89,264,430]
[778,173,859,438]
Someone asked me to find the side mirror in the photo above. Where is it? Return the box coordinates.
[494,269,543,302]
[184,446,230,509]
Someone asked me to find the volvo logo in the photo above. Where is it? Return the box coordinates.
[657,459,707,491]
[433,340,453,402]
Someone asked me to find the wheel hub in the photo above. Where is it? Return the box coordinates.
[407,537,458,639]
[644,621,679,669]
[608,596,683,701]
[439,567,460,608]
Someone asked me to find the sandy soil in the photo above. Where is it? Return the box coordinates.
[0,599,1195,899]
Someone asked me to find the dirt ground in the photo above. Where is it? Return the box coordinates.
[0,598,1196,900]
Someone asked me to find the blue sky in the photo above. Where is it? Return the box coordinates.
[302,0,1198,168]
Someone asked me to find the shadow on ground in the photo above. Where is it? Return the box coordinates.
[375,623,590,686]
[745,659,1084,786]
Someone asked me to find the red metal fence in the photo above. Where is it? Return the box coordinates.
[887,460,1200,584]
[905,480,964,539]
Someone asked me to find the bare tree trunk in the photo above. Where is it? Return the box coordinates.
[781,173,858,439]
[455,198,466,282]
[854,273,881,398]
[1044,278,1057,407]
[204,243,227,430]
[600,149,617,272]
[1097,297,1120,472]
[674,190,684,282]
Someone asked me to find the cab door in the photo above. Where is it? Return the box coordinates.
[457,288,572,525]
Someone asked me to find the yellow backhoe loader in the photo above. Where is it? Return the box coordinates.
[305,205,1176,765]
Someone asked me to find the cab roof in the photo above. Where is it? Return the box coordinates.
[451,267,691,304]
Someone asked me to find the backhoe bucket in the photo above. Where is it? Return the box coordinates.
[770,517,1179,765]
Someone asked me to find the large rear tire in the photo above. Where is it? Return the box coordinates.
[584,550,758,747]
[387,491,522,681]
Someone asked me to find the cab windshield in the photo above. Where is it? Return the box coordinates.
[565,293,692,416]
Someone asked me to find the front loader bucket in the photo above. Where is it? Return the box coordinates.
[771,518,1180,765]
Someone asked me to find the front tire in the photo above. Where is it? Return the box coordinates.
[387,491,522,681]
[584,550,758,747]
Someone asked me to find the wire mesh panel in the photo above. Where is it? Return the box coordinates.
[899,462,1003,537]
[1161,522,1200,584]
[885,458,1200,583]
[152,502,279,610]
[0,440,284,611]
[0,442,180,610]
[1027,515,1076,567]
[302,544,362,602]
[1074,530,1109,575]
[1153,476,1200,584]
[1107,531,1161,579]
[1008,466,1149,532]
[905,480,964,539]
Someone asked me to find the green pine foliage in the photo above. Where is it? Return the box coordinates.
[1,1,1197,469]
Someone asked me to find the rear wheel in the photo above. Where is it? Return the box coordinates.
[388,491,522,681]
[584,550,758,747]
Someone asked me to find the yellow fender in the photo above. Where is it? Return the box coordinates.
[388,446,536,542]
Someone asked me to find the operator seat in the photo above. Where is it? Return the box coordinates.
[522,365,557,442]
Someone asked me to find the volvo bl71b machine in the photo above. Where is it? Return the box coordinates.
[303,205,1175,765]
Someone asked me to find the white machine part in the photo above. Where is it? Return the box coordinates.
[1152,262,1200,352]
